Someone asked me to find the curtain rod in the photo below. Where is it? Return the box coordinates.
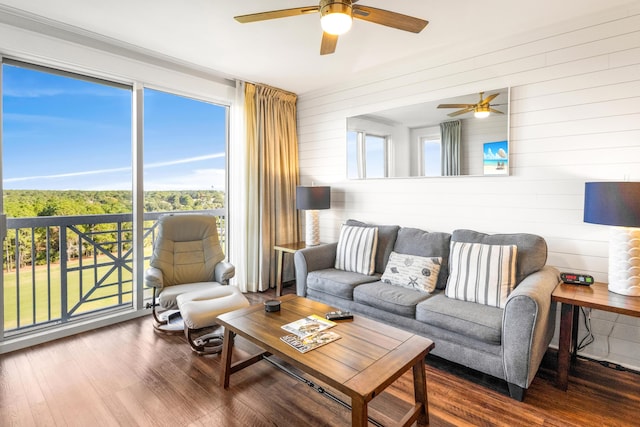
[243,80,297,98]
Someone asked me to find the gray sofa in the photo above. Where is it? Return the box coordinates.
[294,219,560,401]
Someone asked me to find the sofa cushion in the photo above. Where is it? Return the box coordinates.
[416,293,503,345]
[380,251,441,293]
[307,269,379,300]
[451,229,547,284]
[346,219,400,274]
[445,241,518,308]
[335,224,378,275]
[353,282,432,318]
[393,227,452,290]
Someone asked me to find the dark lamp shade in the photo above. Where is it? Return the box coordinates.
[584,182,640,227]
[296,186,330,210]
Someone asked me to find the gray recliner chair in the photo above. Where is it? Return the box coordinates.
[144,214,249,354]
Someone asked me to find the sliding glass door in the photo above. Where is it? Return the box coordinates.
[1,61,133,335]
[0,60,229,339]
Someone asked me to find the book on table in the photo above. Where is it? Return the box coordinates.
[281,314,336,338]
[280,330,341,353]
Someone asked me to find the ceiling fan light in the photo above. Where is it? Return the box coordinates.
[474,105,491,119]
[320,2,353,35]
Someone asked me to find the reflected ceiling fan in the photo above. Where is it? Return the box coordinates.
[234,0,428,55]
[437,92,505,118]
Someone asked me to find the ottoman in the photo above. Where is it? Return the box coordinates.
[177,285,250,354]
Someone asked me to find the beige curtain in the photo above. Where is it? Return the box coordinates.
[242,83,300,292]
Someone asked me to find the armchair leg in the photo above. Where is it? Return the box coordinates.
[185,324,225,355]
[151,293,184,334]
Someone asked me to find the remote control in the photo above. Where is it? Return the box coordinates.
[326,310,353,321]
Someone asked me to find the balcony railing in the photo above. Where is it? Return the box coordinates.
[3,210,225,338]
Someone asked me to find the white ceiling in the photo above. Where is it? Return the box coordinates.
[0,0,637,94]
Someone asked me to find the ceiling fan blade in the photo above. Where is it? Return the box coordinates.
[234,6,319,23]
[320,32,338,55]
[489,108,504,114]
[438,104,475,109]
[448,108,474,117]
[353,5,428,33]
[480,93,500,105]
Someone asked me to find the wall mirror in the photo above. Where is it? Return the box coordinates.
[346,88,510,179]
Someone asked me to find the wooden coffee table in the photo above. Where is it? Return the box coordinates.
[216,295,434,427]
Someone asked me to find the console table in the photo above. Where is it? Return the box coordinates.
[552,281,640,390]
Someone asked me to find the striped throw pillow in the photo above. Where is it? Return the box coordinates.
[445,241,517,308]
[334,225,378,275]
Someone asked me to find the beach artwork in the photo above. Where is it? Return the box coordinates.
[483,141,509,175]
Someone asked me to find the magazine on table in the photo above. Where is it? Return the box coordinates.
[280,330,341,353]
[281,314,336,338]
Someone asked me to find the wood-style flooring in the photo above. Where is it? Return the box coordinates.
[1,284,638,426]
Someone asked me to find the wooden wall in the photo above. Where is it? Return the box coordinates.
[296,6,640,369]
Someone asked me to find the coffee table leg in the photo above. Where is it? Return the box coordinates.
[413,358,429,426]
[351,397,367,427]
[220,328,234,388]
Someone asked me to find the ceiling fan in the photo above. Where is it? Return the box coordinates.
[437,92,505,119]
[234,0,428,55]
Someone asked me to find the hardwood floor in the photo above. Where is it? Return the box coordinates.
[1,284,638,426]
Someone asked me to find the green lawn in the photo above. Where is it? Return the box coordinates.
[3,254,151,331]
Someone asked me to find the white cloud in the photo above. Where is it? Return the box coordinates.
[4,166,131,183]
[146,153,225,169]
[3,87,126,98]
[3,153,226,190]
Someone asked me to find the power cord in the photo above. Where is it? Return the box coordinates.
[575,309,638,376]
[577,307,594,350]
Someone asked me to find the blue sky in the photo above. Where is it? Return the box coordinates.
[2,64,227,191]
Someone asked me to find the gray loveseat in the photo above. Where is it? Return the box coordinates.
[294,219,560,401]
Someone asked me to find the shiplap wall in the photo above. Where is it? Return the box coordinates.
[297,6,640,369]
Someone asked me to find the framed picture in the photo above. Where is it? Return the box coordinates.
[483,140,509,176]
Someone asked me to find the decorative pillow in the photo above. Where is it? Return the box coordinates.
[346,219,399,274]
[334,225,378,275]
[451,229,546,285]
[380,251,442,293]
[445,241,517,308]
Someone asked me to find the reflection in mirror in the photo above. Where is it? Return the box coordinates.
[346,88,509,179]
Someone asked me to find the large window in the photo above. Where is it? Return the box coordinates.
[143,88,227,214]
[0,60,229,337]
[2,62,133,333]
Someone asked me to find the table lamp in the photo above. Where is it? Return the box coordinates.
[296,186,330,246]
[584,182,640,296]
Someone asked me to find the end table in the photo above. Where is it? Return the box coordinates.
[273,241,323,296]
[552,281,640,390]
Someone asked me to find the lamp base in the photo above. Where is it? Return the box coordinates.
[305,210,320,246]
[608,227,640,296]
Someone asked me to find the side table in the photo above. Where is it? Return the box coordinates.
[273,241,323,296]
[552,281,640,390]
